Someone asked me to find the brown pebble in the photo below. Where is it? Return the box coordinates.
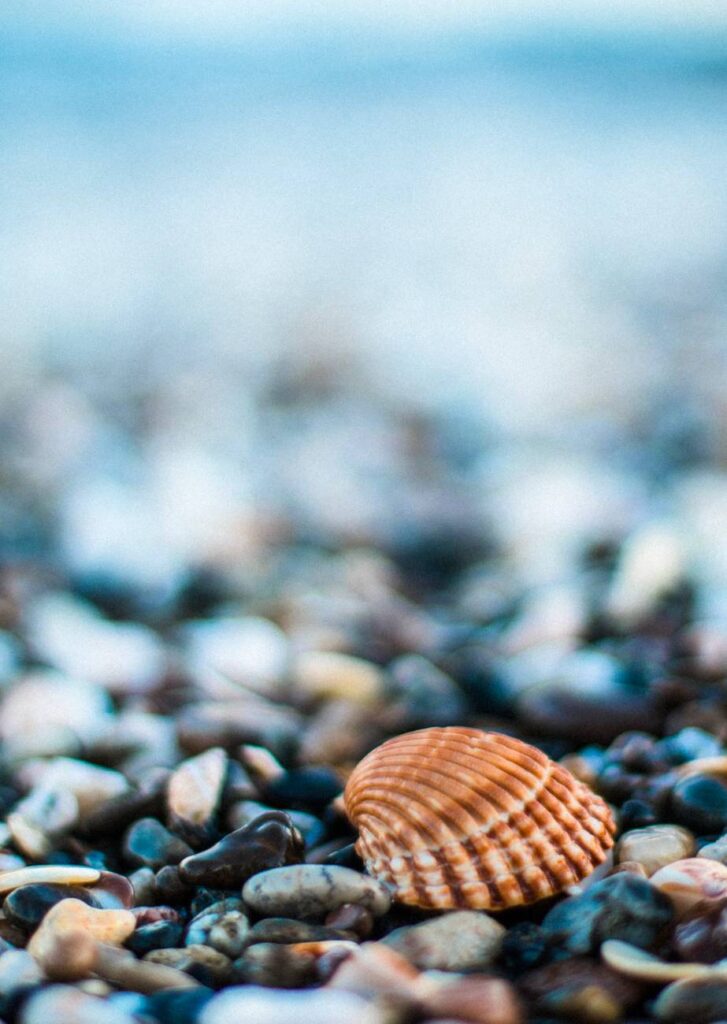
[423,976,524,1024]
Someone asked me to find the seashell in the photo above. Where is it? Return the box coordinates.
[343,727,616,910]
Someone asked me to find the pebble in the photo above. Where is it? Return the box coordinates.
[199,986,379,1024]
[93,944,201,993]
[167,747,227,845]
[146,989,215,1024]
[262,767,343,811]
[541,873,673,953]
[325,941,423,1002]
[380,654,468,730]
[654,976,727,1023]
[207,912,251,959]
[235,940,356,988]
[185,617,289,696]
[670,775,727,835]
[177,700,301,760]
[0,950,44,1009]
[601,939,712,982]
[325,904,374,938]
[6,786,79,858]
[422,975,524,1024]
[28,899,136,966]
[145,945,232,987]
[293,651,385,706]
[127,919,185,955]
[650,857,727,918]
[242,865,391,918]
[92,872,135,910]
[247,917,355,944]
[674,905,727,964]
[19,985,138,1024]
[0,865,101,894]
[697,834,727,864]
[179,812,304,888]
[616,825,696,876]
[517,681,661,744]
[383,910,505,971]
[4,883,100,930]
[123,818,193,869]
[17,757,130,817]
[520,957,645,1021]
[0,672,112,760]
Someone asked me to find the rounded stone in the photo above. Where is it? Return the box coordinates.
[127,920,185,956]
[179,812,304,889]
[673,905,727,964]
[382,910,505,971]
[616,825,696,877]
[670,775,727,835]
[198,986,377,1024]
[242,865,391,919]
[262,768,343,811]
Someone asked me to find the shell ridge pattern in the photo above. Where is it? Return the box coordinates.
[344,727,615,910]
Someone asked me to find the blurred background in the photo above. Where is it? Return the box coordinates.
[3,1,727,612]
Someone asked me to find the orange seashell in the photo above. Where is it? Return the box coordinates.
[344,726,616,910]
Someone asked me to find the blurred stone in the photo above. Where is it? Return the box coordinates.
[616,825,696,876]
[383,910,505,971]
[167,747,227,846]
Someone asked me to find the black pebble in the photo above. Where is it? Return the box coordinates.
[670,775,727,835]
[147,987,215,1024]
[262,767,343,810]
[619,798,658,832]
[126,919,184,955]
[179,811,305,888]
[4,884,100,930]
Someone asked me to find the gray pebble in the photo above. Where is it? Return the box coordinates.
[383,910,505,971]
[242,865,391,918]
[248,917,354,944]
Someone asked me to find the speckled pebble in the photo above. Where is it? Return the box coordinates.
[242,865,391,918]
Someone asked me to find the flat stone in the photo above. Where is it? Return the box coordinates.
[0,866,101,894]
[94,944,201,993]
[199,986,378,1024]
[167,748,227,846]
[242,865,391,918]
[383,910,505,971]
[616,825,696,877]
[180,812,304,889]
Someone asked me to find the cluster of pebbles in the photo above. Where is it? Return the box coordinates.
[3,378,727,1023]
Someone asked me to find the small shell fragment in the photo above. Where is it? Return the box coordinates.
[650,858,727,919]
[343,727,616,910]
[601,940,717,983]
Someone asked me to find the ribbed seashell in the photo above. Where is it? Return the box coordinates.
[344,727,616,910]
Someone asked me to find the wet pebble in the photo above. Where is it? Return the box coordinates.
[383,910,505,971]
[670,775,727,835]
[127,919,185,955]
[4,884,100,930]
[616,825,696,876]
[179,812,304,888]
[242,864,391,918]
[123,818,193,869]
